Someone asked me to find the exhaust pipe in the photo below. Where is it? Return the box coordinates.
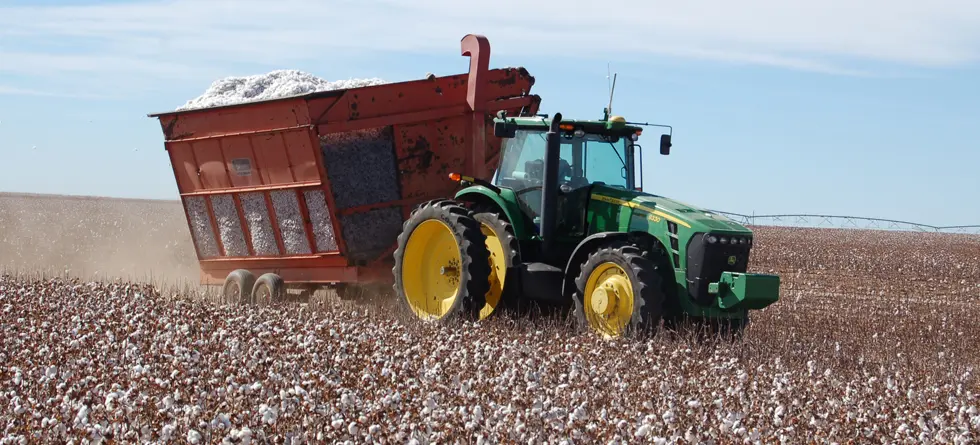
[540,112,562,256]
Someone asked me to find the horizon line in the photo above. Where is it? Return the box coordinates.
[3,191,976,230]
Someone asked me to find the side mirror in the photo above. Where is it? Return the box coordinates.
[659,134,671,155]
[494,120,517,138]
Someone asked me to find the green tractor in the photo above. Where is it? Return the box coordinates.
[391,110,780,338]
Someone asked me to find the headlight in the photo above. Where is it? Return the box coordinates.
[720,237,728,244]
[707,235,718,244]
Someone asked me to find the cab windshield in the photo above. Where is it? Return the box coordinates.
[495,129,631,191]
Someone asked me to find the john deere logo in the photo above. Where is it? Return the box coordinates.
[727,255,737,266]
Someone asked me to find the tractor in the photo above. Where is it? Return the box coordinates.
[391,110,780,338]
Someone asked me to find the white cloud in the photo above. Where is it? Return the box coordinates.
[0,84,117,99]
[1,0,979,97]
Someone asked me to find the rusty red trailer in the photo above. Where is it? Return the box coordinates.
[149,34,540,292]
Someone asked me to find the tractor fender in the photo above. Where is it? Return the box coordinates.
[454,185,528,239]
[560,231,664,298]
[561,232,631,298]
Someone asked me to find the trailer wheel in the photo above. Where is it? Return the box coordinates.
[222,269,255,306]
[572,240,666,338]
[471,204,521,320]
[392,199,491,322]
[252,273,285,306]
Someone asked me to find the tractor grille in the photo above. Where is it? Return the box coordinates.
[685,233,752,305]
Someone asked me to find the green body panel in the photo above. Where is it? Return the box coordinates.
[586,185,752,270]
[454,185,529,239]
[710,272,781,310]
[585,185,775,318]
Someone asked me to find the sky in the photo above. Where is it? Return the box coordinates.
[1,0,978,226]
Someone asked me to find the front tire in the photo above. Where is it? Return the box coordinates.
[572,241,666,338]
[392,199,492,322]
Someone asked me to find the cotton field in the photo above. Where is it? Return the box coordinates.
[0,193,978,443]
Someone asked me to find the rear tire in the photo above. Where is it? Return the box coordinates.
[470,203,521,320]
[392,199,492,323]
[222,269,255,306]
[251,273,285,306]
[572,240,666,338]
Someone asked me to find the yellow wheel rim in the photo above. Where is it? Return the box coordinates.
[402,219,462,320]
[480,222,506,319]
[583,262,634,338]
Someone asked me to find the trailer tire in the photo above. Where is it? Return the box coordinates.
[252,273,285,306]
[222,269,255,306]
[572,240,666,338]
[393,199,492,323]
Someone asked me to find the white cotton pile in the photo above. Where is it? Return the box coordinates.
[176,69,388,111]
[183,196,219,258]
[270,190,312,255]
[211,194,248,257]
[240,192,280,256]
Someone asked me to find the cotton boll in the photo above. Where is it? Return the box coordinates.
[160,424,176,442]
[634,424,651,438]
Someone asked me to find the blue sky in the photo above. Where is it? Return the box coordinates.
[1,0,978,226]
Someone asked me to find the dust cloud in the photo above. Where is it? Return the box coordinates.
[0,193,201,287]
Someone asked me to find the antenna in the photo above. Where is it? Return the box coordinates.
[606,63,612,93]
[608,73,618,115]
[606,63,618,116]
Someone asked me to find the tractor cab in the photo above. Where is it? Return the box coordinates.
[490,112,669,246]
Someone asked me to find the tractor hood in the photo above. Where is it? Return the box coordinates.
[591,186,752,234]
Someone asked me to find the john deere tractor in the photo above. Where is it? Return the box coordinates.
[391,110,780,337]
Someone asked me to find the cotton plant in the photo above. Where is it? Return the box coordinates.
[1,195,979,442]
[0,268,977,443]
